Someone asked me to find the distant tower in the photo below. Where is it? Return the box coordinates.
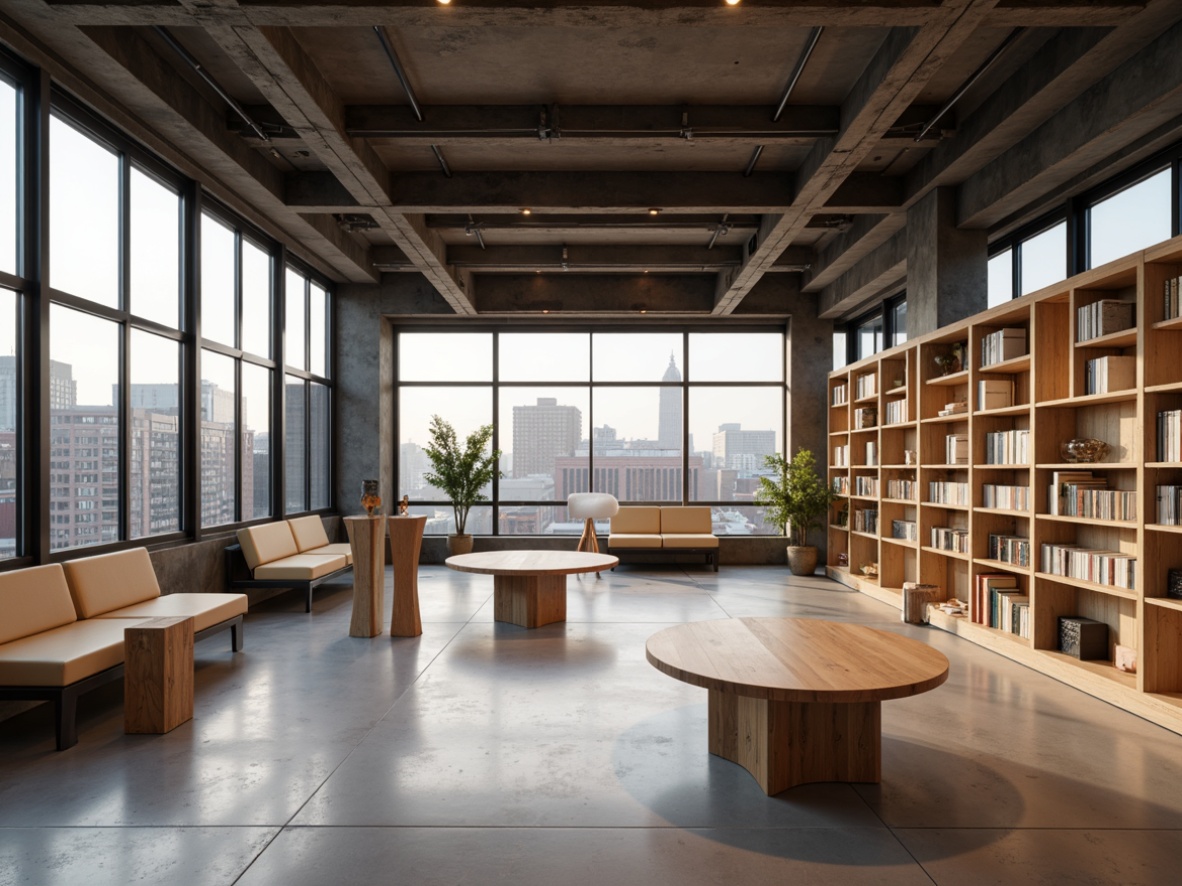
[658,353,682,450]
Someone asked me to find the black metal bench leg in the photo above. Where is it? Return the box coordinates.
[306,584,313,613]
[55,688,79,751]
[231,618,243,652]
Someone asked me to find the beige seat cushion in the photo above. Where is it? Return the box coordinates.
[608,533,664,549]
[97,593,247,634]
[305,542,353,565]
[660,506,713,535]
[62,548,160,619]
[287,515,331,552]
[610,507,661,535]
[254,554,348,581]
[0,564,77,645]
[0,619,144,687]
[238,523,300,571]
[661,532,720,549]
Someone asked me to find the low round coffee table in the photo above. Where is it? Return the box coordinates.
[646,617,949,794]
[445,550,618,628]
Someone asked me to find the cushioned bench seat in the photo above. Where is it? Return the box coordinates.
[228,520,352,612]
[288,515,354,565]
[609,506,719,571]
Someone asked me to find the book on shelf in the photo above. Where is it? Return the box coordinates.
[855,373,877,400]
[1084,355,1135,394]
[1168,568,1182,600]
[930,525,969,553]
[884,399,909,425]
[853,508,879,534]
[1039,542,1137,590]
[929,480,970,506]
[833,444,850,467]
[938,401,968,417]
[831,382,848,406]
[886,478,915,500]
[854,475,879,497]
[1077,299,1134,342]
[980,328,1027,367]
[1166,275,1182,322]
[1047,471,1105,515]
[865,441,878,466]
[974,573,1017,625]
[891,519,917,541]
[982,483,1029,510]
[832,476,850,496]
[945,433,969,465]
[854,406,877,429]
[1157,485,1182,525]
[988,533,1031,567]
[1159,409,1182,461]
[985,428,1029,465]
[977,379,1015,411]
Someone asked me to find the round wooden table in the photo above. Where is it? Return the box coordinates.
[445,550,618,628]
[646,617,949,794]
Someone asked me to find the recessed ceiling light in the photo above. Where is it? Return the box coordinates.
[438,0,452,5]
[520,208,531,215]
[725,0,741,6]
[648,208,661,216]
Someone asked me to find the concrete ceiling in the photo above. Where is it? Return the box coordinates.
[3,0,1180,318]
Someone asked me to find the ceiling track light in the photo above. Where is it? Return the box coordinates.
[915,27,1025,143]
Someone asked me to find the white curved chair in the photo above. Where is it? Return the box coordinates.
[567,493,620,570]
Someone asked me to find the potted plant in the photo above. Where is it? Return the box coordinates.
[754,448,835,576]
[422,415,503,556]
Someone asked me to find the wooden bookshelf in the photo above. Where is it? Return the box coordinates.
[827,234,1182,736]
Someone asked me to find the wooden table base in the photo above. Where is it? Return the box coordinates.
[493,574,567,628]
[124,616,194,735]
[345,515,386,638]
[707,690,881,795]
[389,515,426,637]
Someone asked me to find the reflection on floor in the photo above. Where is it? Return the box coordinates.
[2,565,1181,885]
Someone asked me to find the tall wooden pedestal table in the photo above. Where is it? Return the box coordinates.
[345,515,387,638]
[445,551,617,628]
[646,617,949,795]
[388,514,427,637]
[124,616,194,734]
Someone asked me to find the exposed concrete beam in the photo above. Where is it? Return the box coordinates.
[714,0,1002,315]
[959,16,1182,229]
[387,172,795,215]
[425,213,760,234]
[285,171,361,212]
[445,244,746,272]
[473,274,719,315]
[201,19,476,313]
[822,174,904,213]
[818,230,908,319]
[804,214,906,292]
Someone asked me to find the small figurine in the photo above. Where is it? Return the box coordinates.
[361,479,381,516]
[399,494,409,516]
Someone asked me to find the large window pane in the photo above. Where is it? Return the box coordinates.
[201,213,236,346]
[499,387,588,512]
[0,288,17,558]
[1020,221,1066,295]
[890,300,908,348]
[129,330,180,537]
[242,362,270,520]
[833,331,847,371]
[988,248,1013,308]
[130,167,180,327]
[399,332,492,381]
[0,78,16,277]
[285,375,306,511]
[50,116,118,306]
[856,313,883,360]
[310,282,327,378]
[593,387,682,502]
[241,239,271,358]
[399,386,492,502]
[592,332,681,381]
[689,387,782,516]
[499,333,589,381]
[201,350,236,527]
[1089,168,1172,268]
[285,268,306,370]
[50,306,120,550]
[310,381,329,510]
[689,333,782,381]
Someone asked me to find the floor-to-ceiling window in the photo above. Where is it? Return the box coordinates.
[284,267,331,514]
[0,62,22,559]
[395,328,787,536]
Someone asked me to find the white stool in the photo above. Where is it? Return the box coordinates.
[568,493,619,577]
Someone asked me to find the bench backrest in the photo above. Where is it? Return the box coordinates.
[661,506,713,535]
[238,522,299,571]
[610,506,661,534]
[0,564,77,644]
[63,548,161,618]
[288,515,330,552]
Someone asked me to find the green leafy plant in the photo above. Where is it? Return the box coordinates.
[422,415,503,536]
[753,448,835,547]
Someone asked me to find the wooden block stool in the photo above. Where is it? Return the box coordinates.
[567,492,619,564]
[124,616,194,734]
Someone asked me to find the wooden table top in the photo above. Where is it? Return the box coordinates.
[646,617,949,704]
[445,550,618,576]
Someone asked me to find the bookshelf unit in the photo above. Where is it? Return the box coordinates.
[827,234,1182,735]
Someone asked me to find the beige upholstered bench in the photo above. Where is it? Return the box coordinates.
[608,506,719,571]
[287,515,354,564]
[226,520,351,612]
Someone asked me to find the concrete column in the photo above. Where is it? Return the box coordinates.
[906,187,987,337]
[787,296,833,558]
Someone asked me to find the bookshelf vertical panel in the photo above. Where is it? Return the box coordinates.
[1143,605,1182,694]
[1034,299,1071,402]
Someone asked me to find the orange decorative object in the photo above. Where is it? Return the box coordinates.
[361,479,381,516]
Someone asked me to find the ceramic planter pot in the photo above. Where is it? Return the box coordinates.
[786,545,818,576]
[447,533,474,556]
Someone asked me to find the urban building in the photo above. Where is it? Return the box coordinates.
[510,397,581,479]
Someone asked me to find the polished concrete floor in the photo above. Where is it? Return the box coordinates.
[2,565,1181,885]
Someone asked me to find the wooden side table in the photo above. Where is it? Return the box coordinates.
[388,515,427,637]
[345,515,388,638]
[124,616,194,734]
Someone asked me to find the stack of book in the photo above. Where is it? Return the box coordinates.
[977,379,1015,411]
[854,476,879,497]
[884,399,908,425]
[938,401,968,417]
[1156,484,1182,524]
[973,573,1030,638]
[945,433,968,464]
[891,520,918,541]
[855,373,877,400]
[853,508,878,534]
[930,526,970,553]
[1077,299,1134,342]
[984,428,1030,465]
[833,444,849,467]
[1158,409,1182,461]
[1084,355,1135,394]
[854,406,877,429]
[865,440,878,466]
[980,328,1027,366]
[831,382,848,406]
[831,476,850,496]
[982,483,1030,510]
[1165,274,1182,321]
[886,478,915,500]
[1039,542,1137,590]
[929,480,970,506]
[1046,472,1136,521]
[988,533,1031,567]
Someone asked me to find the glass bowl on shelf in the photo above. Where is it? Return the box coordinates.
[1060,438,1110,463]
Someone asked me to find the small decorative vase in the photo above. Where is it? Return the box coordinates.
[1060,438,1110,463]
[361,479,381,516]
